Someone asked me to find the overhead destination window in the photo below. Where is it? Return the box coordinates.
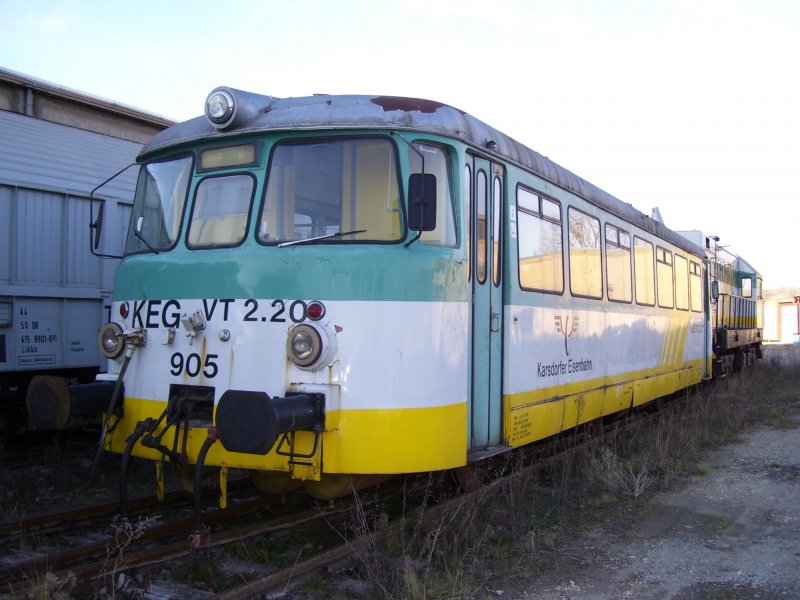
[200,144,257,170]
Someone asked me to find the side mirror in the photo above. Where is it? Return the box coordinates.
[408,173,437,232]
[89,163,137,259]
[711,280,719,301]
[90,202,105,250]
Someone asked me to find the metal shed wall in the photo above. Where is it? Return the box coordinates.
[0,109,142,376]
[0,109,140,199]
[0,109,140,289]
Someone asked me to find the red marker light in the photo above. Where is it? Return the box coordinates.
[307,301,325,321]
[119,302,130,319]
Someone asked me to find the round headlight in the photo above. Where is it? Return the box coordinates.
[98,322,125,359]
[286,324,323,368]
[205,88,235,128]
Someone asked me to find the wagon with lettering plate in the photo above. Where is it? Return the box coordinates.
[0,108,143,436]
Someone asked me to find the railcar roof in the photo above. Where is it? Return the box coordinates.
[139,91,704,258]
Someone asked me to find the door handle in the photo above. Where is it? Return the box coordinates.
[490,311,501,332]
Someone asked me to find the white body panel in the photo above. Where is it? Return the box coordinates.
[505,304,706,394]
[102,299,469,411]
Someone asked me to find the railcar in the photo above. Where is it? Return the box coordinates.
[0,109,142,436]
[51,87,761,510]
[678,231,763,375]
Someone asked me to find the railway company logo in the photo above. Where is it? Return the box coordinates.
[537,314,593,379]
[554,315,579,356]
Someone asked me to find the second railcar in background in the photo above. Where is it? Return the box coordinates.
[0,107,140,434]
[679,230,763,375]
[58,87,762,508]
[1,68,174,437]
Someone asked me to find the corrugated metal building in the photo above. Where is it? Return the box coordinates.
[0,67,171,429]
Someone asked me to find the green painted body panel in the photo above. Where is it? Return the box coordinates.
[113,244,468,303]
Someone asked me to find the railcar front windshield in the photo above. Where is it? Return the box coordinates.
[125,156,192,254]
[258,138,403,244]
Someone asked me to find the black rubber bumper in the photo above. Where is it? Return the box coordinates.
[215,390,324,455]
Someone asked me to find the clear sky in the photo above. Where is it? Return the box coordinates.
[2,0,798,288]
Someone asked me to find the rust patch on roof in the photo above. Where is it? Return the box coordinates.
[371,96,449,114]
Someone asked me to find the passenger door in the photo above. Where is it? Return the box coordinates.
[467,154,504,451]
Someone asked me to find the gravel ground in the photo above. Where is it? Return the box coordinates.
[515,411,800,599]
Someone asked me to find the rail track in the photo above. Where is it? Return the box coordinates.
[0,388,696,598]
[0,427,98,468]
[0,472,435,598]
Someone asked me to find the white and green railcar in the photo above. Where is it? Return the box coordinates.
[53,87,760,508]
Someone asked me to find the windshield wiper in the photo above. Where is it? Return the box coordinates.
[278,229,367,248]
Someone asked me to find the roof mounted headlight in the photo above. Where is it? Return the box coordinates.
[206,88,236,129]
[98,322,125,359]
[204,86,279,131]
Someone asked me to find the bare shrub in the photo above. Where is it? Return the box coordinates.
[589,447,655,498]
[13,570,77,600]
[99,514,159,599]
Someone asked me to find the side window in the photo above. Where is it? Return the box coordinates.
[465,164,472,281]
[259,138,402,244]
[656,247,674,308]
[187,174,254,248]
[516,186,563,293]
[605,223,632,303]
[492,175,502,286]
[568,207,602,299]
[126,155,192,254]
[634,236,655,306]
[742,276,753,298]
[690,260,703,312]
[408,143,456,246]
[674,254,689,310]
[476,170,488,284]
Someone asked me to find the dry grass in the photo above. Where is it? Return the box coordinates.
[98,514,160,599]
[340,357,799,599]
